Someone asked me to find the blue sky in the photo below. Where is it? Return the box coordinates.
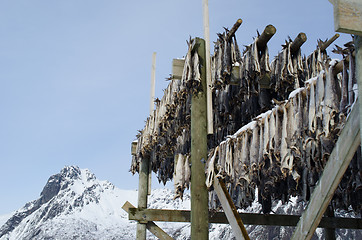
[0,0,350,214]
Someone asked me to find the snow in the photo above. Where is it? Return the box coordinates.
[0,213,12,227]
[288,86,304,99]
[1,167,361,240]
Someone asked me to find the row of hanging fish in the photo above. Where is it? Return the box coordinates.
[130,39,200,186]
[208,31,348,151]
[131,26,361,212]
[206,42,360,213]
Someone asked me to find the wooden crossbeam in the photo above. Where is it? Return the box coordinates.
[213,177,250,240]
[329,0,362,35]
[122,201,173,240]
[291,102,361,240]
[127,207,362,229]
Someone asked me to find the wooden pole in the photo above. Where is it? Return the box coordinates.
[202,0,214,134]
[136,157,150,240]
[324,205,336,240]
[150,52,156,114]
[225,18,243,42]
[191,37,209,240]
[290,32,307,54]
[320,33,340,52]
[256,24,277,51]
[356,36,362,147]
[291,102,361,240]
[148,52,156,195]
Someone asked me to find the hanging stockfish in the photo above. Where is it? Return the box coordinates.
[173,154,186,199]
[184,154,191,190]
[249,122,260,186]
[206,147,219,188]
[225,139,233,177]
[340,59,349,112]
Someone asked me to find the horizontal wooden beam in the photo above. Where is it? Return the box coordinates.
[122,202,173,240]
[331,0,362,35]
[292,102,361,240]
[128,208,362,229]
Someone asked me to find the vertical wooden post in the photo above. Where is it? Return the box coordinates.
[136,157,150,240]
[191,37,209,239]
[324,205,336,240]
[356,36,362,147]
[202,0,214,135]
[148,52,157,195]
[150,52,156,114]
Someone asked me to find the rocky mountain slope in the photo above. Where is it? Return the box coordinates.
[0,166,360,239]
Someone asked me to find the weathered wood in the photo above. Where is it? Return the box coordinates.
[333,50,355,75]
[320,33,340,52]
[257,24,277,51]
[171,58,185,80]
[213,177,250,240]
[150,52,156,114]
[290,32,307,54]
[190,37,209,240]
[356,36,362,147]
[136,157,150,240]
[131,140,137,155]
[122,202,173,240]
[330,0,362,35]
[128,207,362,229]
[148,52,156,195]
[291,102,361,240]
[202,0,214,135]
[226,18,243,42]
[324,206,336,240]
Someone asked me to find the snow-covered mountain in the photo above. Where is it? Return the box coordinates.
[0,166,191,240]
[0,166,360,239]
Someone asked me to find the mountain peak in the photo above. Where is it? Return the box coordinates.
[0,166,111,239]
[60,166,82,180]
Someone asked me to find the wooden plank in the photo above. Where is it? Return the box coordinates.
[146,222,174,240]
[202,0,214,135]
[291,102,361,240]
[127,208,362,229]
[356,36,362,146]
[122,202,174,240]
[131,140,137,155]
[324,206,336,240]
[171,58,185,80]
[213,177,250,240]
[149,52,156,114]
[330,0,362,35]
[148,52,156,195]
[190,37,209,239]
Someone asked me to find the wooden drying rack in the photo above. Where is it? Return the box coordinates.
[124,1,362,239]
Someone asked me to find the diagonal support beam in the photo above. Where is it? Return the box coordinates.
[122,201,174,240]
[292,102,361,240]
[213,177,250,240]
